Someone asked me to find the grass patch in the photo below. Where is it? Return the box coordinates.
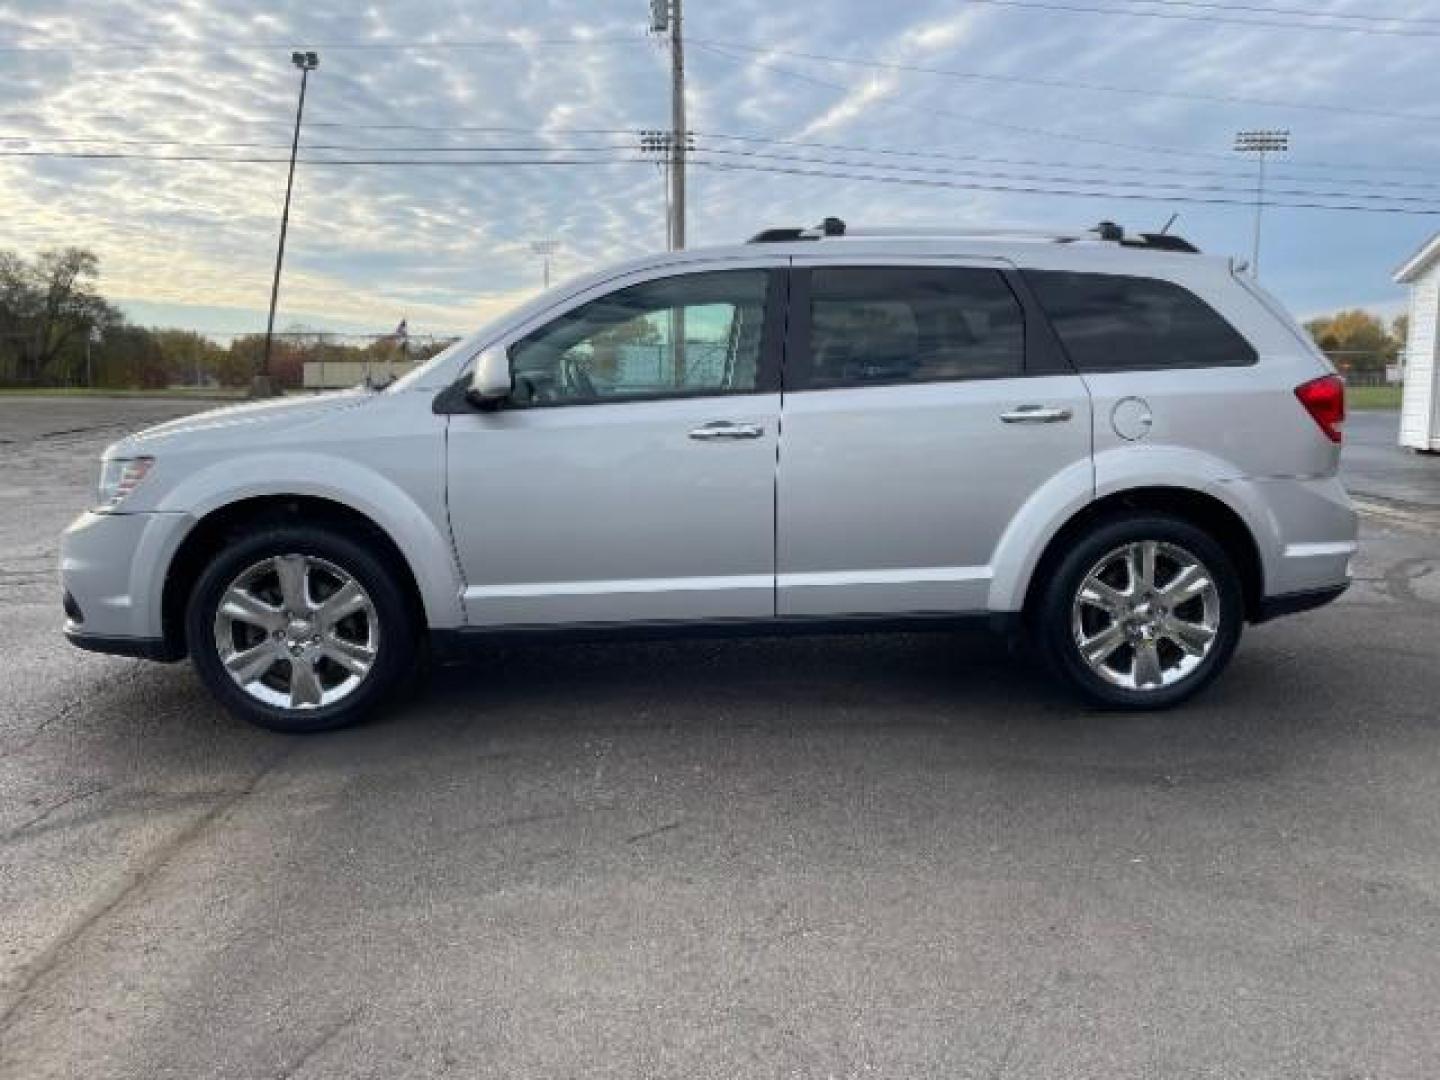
[1347,384,1402,411]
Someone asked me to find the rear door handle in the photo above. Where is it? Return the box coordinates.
[1000,405,1073,425]
[688,420,765,441]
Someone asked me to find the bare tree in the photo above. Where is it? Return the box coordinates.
[0,248,118,383]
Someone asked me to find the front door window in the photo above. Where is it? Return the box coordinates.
[509,270,771,406]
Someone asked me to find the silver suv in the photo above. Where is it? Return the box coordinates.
[60,220,1357,732]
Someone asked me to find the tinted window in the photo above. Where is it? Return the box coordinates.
[804,266,1024,388]
[509,270,769,405]
[1025,270,1257,371]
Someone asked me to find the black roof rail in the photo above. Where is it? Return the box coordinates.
[748,227,810,243]
[747,217,1198,252]
[1097,219,1200,253]
[1129,232,1201,253]
[748,216,847,243]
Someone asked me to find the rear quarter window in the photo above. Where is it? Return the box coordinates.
[1023,270,1258,372]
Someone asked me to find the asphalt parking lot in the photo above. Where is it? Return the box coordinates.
[2,396,1438,1079]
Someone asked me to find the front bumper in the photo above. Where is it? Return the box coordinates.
[64,629,182,661]
[59,509,194,656]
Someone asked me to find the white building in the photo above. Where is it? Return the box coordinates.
[1394,233,1440,452]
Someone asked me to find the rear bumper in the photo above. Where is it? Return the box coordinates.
[1253,582,1348,624]
[1242,474,1357,598]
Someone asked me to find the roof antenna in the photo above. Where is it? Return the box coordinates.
[1158,212,1179,236]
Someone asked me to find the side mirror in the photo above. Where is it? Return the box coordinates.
[467,347,512,405]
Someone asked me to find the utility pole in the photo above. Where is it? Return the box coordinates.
[259,50,319,394]
[649,0,690,385]
[649,0,686,250]
[1233,129,1289,279]
[669,0,686,251]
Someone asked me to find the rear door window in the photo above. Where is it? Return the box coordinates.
[799,266,1025,389]
[1023,270,1257,372]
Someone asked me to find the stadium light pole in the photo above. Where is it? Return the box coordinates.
[1233,129,1289,278]
[259,50,319,392]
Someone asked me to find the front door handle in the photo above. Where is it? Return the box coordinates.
[689,421,765,441]
[1000,405,1073,425]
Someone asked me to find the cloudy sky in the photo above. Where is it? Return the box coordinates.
[2,0,1439,339]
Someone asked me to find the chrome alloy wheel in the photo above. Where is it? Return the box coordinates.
[212,554,380,711]
[1070,540,1221,692]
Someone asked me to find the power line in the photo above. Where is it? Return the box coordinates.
[2,112,1435,178]
[687,146,1440,204]
[7,114,1440,187]
[9,129,1440,194]
[694,38,1440,124]
[979,0,1440,26]
[691,158,1440,215]
[692,39,1230,161]
[3,2,1435,56]
[694,131,1440,188]
[698,43,1440,178]
[0,135,646,153]
[4,92,1436,178]
[0,35,645,55]
[6,143,1440,213]
[948,0,1440,36]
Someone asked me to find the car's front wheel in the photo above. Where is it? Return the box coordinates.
[1034,513,1244,709]
[185,524,416,733]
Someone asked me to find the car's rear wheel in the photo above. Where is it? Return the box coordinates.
[185,525,416,733]
[1034,513,1244,709]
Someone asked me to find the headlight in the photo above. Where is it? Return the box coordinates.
[97,457,154,510]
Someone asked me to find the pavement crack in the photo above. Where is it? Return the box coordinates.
[277,1008,363,1079]
[1381,556,1439,608]
[0,664,149,760]
[3,785,107,840]
[0,743,296,1039]
[626,819,683,844]
[0,788,258,846]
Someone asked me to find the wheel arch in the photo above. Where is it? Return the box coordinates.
[160,494,442,658]
[1019,486,1266,623]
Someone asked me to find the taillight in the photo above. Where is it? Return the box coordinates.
[1294,375,1345,444]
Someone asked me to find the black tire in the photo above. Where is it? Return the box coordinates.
[185,523,417,733]
[1032,512,1244,710]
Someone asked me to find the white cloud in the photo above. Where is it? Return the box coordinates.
[0,0,1431,333]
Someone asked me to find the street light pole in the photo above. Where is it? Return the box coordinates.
[1233,129,1289,279]
[530,239,559,290]
[260,50,319,391]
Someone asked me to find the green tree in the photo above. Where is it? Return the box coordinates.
[95,325,166,388]
[151,329,228,387]
[1305,309,1400,374]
